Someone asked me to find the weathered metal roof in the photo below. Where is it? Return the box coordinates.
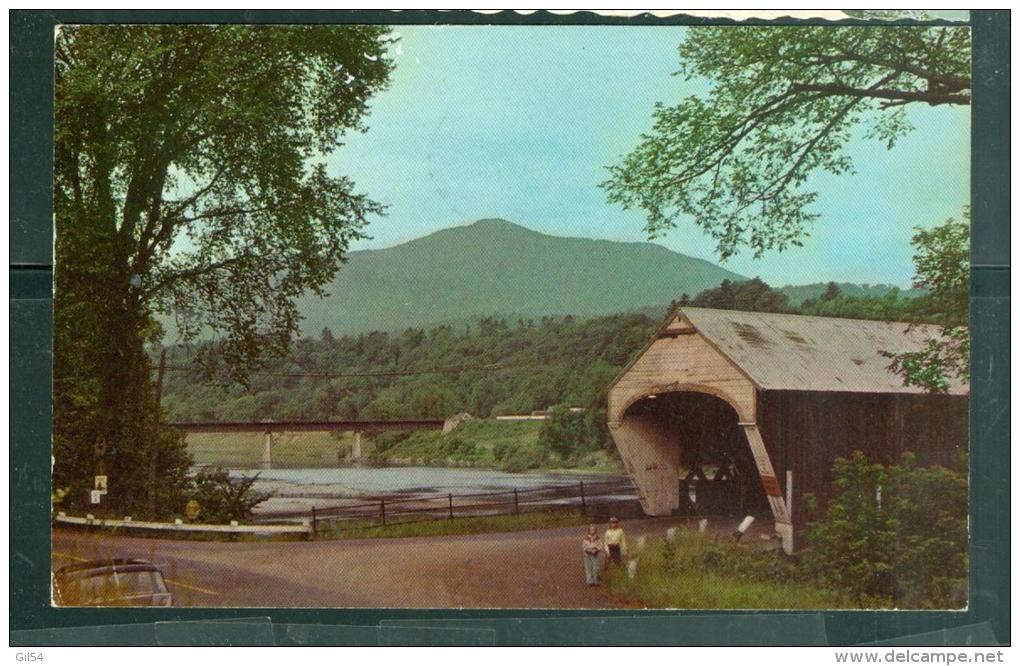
[676,307,969,395]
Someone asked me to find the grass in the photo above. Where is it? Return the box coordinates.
[319,509,589,540]
[605,531,850,609]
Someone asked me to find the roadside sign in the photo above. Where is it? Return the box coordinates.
[94,475,108,495]
[185,499,201,520]
[90,490,102,504]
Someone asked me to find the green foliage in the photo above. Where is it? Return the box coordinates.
[380,433,479,464]
[886,215,971,392]
[606,532,842,609]
[361,420,561,472]
[495,446,548,473]
[367,432,411,462]
[602,26,970,259]
[189,468,274,524]
[538,406,604,461]
[780,281,926,306]
[56,25,393,378]
[690,277,792,313]
[804,451,968,608]
[53,25,392,516]
[163,269,961,459]
[150,428,195,520]
[162,312,660,426]
[680,275,943,328]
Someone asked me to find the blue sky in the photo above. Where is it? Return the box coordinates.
[329,25,970,288]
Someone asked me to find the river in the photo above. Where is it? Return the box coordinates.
[228,466,632,517]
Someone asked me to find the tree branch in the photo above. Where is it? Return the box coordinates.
[668,89,827,186]
[178,201,297,225]
[144,254,251,297]
[790,81,969,106]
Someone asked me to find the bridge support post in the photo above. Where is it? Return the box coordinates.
[352,431,363,460]
[262,431,273,470]
[739,422,793,554]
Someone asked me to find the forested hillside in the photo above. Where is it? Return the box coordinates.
[778,282,926,305]
[162,312,660,423]
[162,278,936,425]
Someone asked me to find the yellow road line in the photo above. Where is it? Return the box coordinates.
[164,578,218,595]
[54,551,218,595]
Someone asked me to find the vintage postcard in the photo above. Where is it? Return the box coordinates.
[50,13,972,611]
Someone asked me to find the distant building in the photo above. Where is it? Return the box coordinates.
[606,307,968,553]
[494,407,585,422]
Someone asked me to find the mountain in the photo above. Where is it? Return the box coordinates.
[295,218,746,335]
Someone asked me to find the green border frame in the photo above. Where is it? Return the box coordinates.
[10,9,1009,646]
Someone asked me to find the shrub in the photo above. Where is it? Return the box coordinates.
[538,406,595,459]
[367,432,410,461]
[804,451,967,608]
[500,447,546,473]
[188,467,273,524]
[440,436,477,460]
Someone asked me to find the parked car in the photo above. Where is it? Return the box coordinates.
[53,559,173,606]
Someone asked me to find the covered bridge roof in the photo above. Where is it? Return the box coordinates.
[655,307,968,395]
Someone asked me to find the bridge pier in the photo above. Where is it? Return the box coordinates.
[170,419,450,468]
[262,431,273,470]
[352,431,363,460]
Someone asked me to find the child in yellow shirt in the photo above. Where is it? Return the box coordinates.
[603,516,627,566]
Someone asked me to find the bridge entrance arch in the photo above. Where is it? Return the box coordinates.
[619,391,770,519]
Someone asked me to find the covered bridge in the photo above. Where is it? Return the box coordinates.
[606,307,968,553]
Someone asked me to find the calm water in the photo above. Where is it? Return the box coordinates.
[229,465,620,496]
[227,466,631,517]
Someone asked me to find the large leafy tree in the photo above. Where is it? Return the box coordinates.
[54,25,393,514]
[887,213,970,392]
[602,26,970,260]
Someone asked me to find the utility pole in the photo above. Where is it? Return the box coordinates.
[146,348,167,519]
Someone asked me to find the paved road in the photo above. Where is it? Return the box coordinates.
[52,517,740,608]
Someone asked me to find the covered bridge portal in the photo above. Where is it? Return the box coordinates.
[607,307,968,553]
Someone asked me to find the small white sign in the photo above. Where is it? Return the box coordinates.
[94,475,108,494]
[90,490,102,504]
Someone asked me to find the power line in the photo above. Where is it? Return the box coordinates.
[54,360,535,383]
[159,362,518,379]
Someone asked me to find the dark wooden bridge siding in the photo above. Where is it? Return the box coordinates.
[756,389,969,539]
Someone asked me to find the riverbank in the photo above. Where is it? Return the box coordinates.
[185,419,624,474]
